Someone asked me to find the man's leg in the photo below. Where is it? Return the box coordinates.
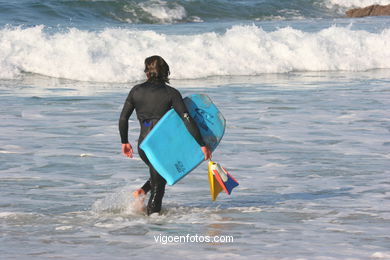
[147,166,167,215]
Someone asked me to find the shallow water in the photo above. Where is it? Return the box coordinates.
[1,70,389,259]
[1,0,390,258]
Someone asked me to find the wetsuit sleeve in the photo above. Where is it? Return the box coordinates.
[170,88,206,147]
[119,91,135,144]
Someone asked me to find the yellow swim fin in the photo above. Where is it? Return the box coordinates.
[208,161,224,201]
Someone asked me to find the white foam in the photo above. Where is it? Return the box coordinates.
[0,211,37,219]
[325,0,390,9]
[92,188,146,216]
[79,153,94,157]
[230,206,262,213]
[0,150,18,154]
[0,145,23,154]
[139,0,187,24]
[0,212,17,218]
[55,226,73,231]
[262,163,286,168]
[372,252,390,259]
[1,25,390,82]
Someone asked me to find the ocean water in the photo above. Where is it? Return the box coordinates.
[1,0,390,259]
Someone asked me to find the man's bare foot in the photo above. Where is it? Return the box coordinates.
[132,188,146,214]
[133,188,145,199]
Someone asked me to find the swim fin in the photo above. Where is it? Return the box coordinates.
[208,161,238,201]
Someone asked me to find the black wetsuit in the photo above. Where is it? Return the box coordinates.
[119,80,205,215]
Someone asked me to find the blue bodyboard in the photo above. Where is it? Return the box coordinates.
[139,94,225,185]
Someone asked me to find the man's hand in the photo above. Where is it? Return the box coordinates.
[122,143,133,158]
[201,146,212,160]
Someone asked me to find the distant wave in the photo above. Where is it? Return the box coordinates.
[323,0,390,14]
[325,0,390,9]
[2,0,383,26]
[1,25,389,82]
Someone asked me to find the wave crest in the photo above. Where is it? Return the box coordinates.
[324,0,390,9]
[1,25,390,82]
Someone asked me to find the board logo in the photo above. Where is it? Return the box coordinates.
[193,108,214,131]
[174,161,186,174]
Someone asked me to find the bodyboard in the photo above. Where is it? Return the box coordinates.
[140,94,225,185]
[183,94,226,152]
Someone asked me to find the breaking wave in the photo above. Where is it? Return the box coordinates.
[1,24,389,82]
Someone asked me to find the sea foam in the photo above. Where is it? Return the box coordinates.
[325,0,390,8]
[0,25,389,82]
[139,0,188,24]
